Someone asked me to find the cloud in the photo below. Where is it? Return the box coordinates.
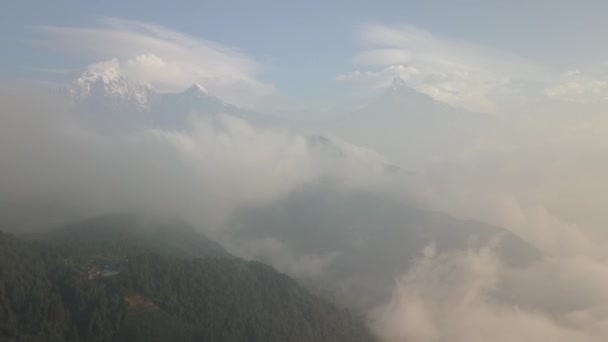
[227,237,339,279]
[546,69,608,104]
[0,83,399,234]
[338,24,546,113]
[371,244,608,342]
[34,18,274,106]
[359,112,608,340]
[414,146,608,258]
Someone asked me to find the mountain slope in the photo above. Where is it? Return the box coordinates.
[231,184,539,311]
[327,76,499,165]
[39,213,229,259]
[67,68,277,129]
[1,224,374,341]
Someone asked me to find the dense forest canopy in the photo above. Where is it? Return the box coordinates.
[0,216,374,342]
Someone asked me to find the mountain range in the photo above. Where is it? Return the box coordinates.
[66,67,495,167]
[58,69,535,315]
[19,67,544,339]
[66,67,277,129]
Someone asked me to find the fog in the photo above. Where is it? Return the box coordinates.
[0,84,401,233]
[3,79,608,341]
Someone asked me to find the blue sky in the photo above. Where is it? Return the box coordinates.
[3,0,608,111]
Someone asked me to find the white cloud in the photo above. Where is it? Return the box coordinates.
[227,237,339,279]
[359,136,608,340]
[546,69,608,104]
[371,244,608,342]
[35,18,274,106]
[414,145,608,258]
[0,85,401,234]
[339,24,546,113]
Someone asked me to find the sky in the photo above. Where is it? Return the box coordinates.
[4,0,608,111]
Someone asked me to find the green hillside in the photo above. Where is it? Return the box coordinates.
[0,217,374,342]
[39,213,230,259]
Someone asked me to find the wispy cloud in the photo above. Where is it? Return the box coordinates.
[34,18,274,106]
[338,24,547,113]
[546,68,608,105]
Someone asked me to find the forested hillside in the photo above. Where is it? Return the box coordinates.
[39,213,230,259]
[0,219,373,342]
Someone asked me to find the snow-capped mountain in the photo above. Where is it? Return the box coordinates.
[326,76,499,165]
[151,83,241,120]
[67,67,154,111]
[375,76,478,115]
[66,68,275,129]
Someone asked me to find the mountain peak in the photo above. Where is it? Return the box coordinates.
[64,66,260,127]
[181,83,211,99]
[383,76,438,105]
[389,76,408,91]
[183,83,209,97]
[385,76,419,98]
[68,62,154,111]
